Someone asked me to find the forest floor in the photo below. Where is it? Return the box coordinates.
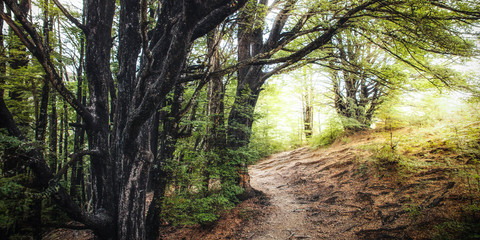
[160,128,479,240]
[44,128,480,240]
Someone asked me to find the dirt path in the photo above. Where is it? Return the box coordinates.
[249,148,319,239]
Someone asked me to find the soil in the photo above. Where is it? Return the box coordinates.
[44,130,475,240]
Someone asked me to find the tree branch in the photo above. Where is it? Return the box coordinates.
[431,1,480,18]
[192,0,248,40]
[51,0,89,35]
[258,0,383,65]
[265,0,298,49]
[0,12,36,51]
[55,150,104,180]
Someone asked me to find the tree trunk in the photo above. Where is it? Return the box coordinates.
[71,3,87,200]
[146,83,184,240]
[49,91,58,172]
[225,1,271,196]
[202,27,226,191]
[36,83,49,142]
[303,101,313,139]
[205,28,226,152]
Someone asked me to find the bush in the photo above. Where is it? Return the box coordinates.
[311,127,344,148]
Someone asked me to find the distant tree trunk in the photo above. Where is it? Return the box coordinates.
[36,0,52,144]
[71,74,85,200]
[2,0,30,175]
[62,99,68,180]
[59,98,64,172]
[48,91,57,172]
[36,83,49,142]
[302,90,314,139]
[0,5,7,137]
[205,28,226,152]
[7,0,30,117]
[71,1,87,201]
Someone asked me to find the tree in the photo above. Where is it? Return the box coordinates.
[327,30,402,131]
[1,0,247,239]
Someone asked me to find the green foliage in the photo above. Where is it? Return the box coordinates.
[249,132,285,158]
[0,173,71,239]
[253,80,303,150]
[0,130,24,150]
[239,0,268,33]
[161,139,264,226]
[368,144,409,173]
[162,193,227,226]
[0,175,32,237]
[311,116,344,148]
[160,170,244,226]
[339,115,369,132]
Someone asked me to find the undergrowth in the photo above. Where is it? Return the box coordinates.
[160,145,264,226]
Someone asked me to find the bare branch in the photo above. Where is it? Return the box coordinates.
[431,2,480,18]
[192,0,248,40]
[265,0,298,49]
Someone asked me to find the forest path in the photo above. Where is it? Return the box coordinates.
[249,148,318,239]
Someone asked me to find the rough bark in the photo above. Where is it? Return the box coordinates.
[71,0,87,201]
[205,28,226,152]
[227,0,267,149]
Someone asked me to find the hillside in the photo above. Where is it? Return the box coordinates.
[159,126,480,240]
